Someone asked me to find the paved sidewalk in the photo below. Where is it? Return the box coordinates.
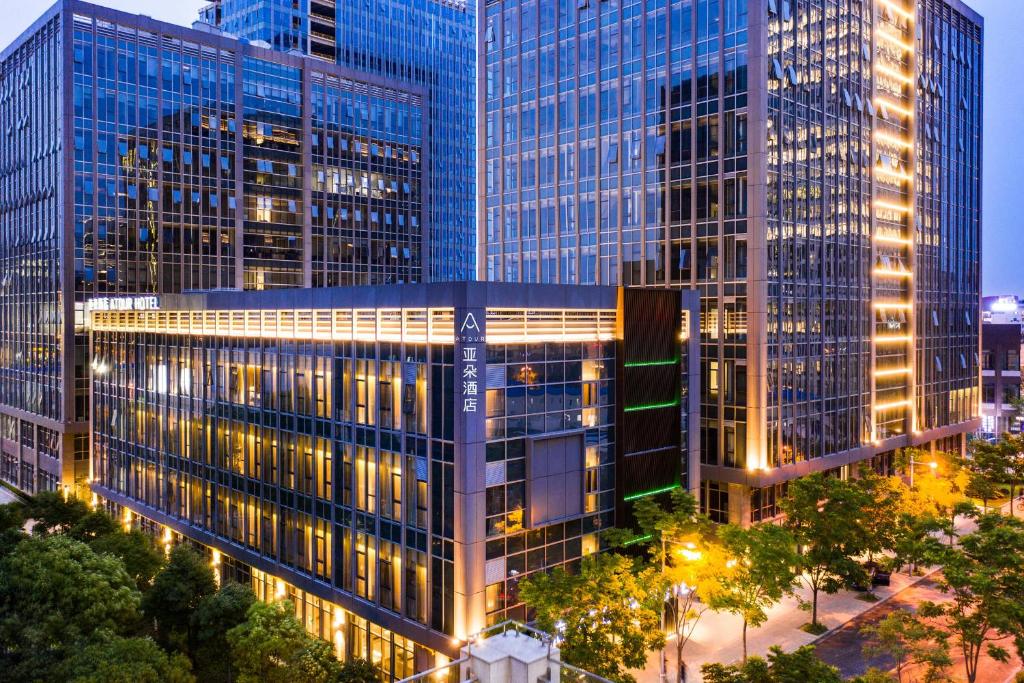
[631,501,1018,683]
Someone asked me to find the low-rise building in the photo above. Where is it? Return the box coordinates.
[88,282,699,676]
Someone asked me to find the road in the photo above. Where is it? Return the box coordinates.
[815,572,1021,682]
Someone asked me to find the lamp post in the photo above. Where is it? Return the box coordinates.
[660,537,701,683]
[909,456,938,487]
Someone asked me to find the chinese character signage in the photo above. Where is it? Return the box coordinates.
[457,311,483,413]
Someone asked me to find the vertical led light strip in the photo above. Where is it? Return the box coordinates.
[871,0,917,441]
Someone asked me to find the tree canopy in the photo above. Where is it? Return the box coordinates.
[0,535,142,680]
[519,552,664,683]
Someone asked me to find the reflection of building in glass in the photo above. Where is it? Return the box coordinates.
[199,0,476,282]
[0,0,425,494]
[479,0,983,524]
[90,282,699,676]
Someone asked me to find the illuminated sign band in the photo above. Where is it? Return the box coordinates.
[87,296,160,312]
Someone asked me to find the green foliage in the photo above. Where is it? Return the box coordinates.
[25,491,90,535]
[0,501,24,533]
[965,442,1006,510]
[0,535,142,681]
[855,470,903,564]
[889,508,945,575]
[0,502,26,561]
[191,582,257,682]
[68,510,121,541]
[700,645,842,683]
[919,513,1024,683]
[519,552,664,683]
[718,523,800,660]
[227,599,343,683]
[860,609,950,683]
[58,632,195,683]
[781,473,874,628]
[846,669,896,683]
[142,545,218,654]
[624,488,730,674]
[337,658,382,683]
[89,529,165,590]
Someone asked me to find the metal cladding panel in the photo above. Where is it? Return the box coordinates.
[615,288,683,527]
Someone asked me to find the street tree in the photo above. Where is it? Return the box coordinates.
[337,658,382,683]
[856,471,903,563]
[627,488,730,681]
[24,490,89,534]
[860,609,951,683]
[966,440,1008,512]
[191,582,257,682]
[67,510,121,541]
[998,432,1024,516]
[89,529,165,590]
[717,523,799,661]
[0,535,142,680]
[519,552,664,683]
[141,545,218,654]
[227,599,343,683]
[902,450,974,544]
[700,645,842,683]
[58,632,195,683]
[889,510,944,576]
[781,472,873,632]
[919,513,1024,683]
[0,502,26,560]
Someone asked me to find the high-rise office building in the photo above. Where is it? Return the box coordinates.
[199,0,477,281]
[478,0,982,523]
[0,0,426,493]
[90,281,700,675]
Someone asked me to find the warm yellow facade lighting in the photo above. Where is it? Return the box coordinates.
[874,234,913,246]
[873,301,912,310]
[875,97,914,119]
[875,64,914,85]
[879,0,915,21]
[875,167,913,183]
[874,367,912,377]
[874,200,912,213]
[91,307,619,345]
[875,335,913,344]
[873,268,913,278]
[875,29,913,51]
[874,132,913,149]
[874,399,913,411]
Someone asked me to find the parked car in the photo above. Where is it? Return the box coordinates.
[851,561,891,591]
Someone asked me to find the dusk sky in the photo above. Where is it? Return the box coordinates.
[3,0,1018,295]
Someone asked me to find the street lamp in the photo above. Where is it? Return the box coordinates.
[660,537,701,683]
[909,456,938,487]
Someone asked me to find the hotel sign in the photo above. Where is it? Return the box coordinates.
[87,296,161,312]
[458,312,482,413]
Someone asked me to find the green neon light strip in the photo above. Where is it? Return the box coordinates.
[622,533,654,547]
[623,484,680,502]
[623,358,678,368]
[624,400,679,412]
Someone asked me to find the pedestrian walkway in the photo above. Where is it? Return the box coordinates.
[631,500,1018,683]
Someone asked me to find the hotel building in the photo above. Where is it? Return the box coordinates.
[0,0,426,492]
[89,282,700,675]
[478,0,983,523]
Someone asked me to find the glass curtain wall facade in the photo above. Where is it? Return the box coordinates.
[89,282,696,676]
[200,0,477,281]
[478,0,982,524]
[0,0,425,495]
